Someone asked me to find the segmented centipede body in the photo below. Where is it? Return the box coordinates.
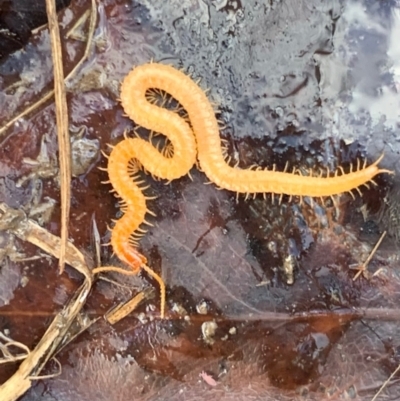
[107,62,393,318]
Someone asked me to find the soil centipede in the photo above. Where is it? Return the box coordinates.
[106,62,394,318]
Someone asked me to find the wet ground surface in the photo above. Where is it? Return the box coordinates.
[1,0,400,400]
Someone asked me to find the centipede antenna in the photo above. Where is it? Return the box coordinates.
[141,263,166,319]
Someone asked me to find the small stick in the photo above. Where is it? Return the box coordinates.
[353,231,386,281]
[371,361,400,401]
[105,288,154,325]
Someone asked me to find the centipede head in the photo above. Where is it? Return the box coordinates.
[119,243,147,274]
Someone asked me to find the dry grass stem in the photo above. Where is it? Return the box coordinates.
[0,202,94,400]
[0,203,92,282]
[0,203,155,400]
[0,332,31,365]
[45,0,71,274]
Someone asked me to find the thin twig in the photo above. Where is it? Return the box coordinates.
[371,362,400,401]
[66,0,97,82]
[353,231,387,280]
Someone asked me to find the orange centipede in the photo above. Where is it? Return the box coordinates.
[106,62,393,318]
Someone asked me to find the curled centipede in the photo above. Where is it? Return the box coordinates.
[105,62,394,318]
